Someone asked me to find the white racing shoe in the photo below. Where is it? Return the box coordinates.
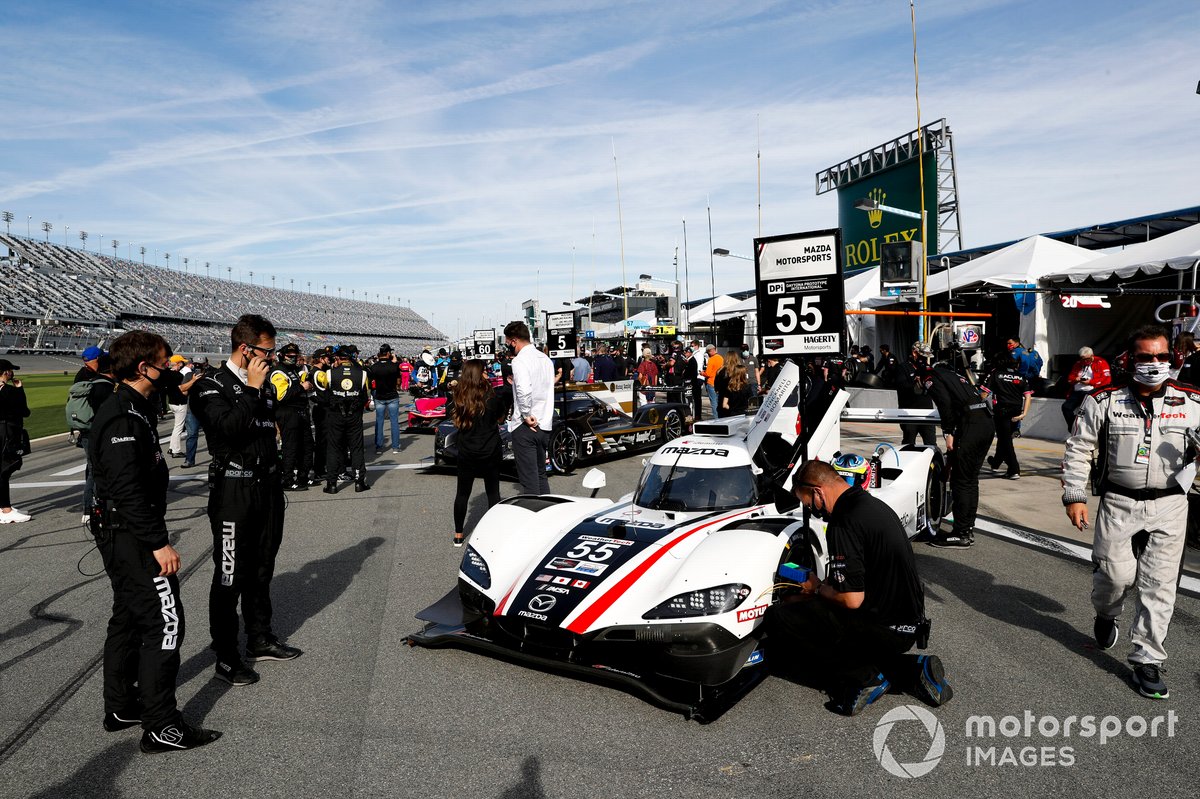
[0,508,32,524]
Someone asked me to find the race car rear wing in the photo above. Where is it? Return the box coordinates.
[841,407,941,424]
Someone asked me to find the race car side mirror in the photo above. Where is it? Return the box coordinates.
[771,481,801,513]
[582,468,606,498]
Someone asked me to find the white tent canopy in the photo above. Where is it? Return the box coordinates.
[590,309,656,338]
[932,235,1100,294]
[685,294,740,324]
[845,266,881,305]
[1043,222,1200,283]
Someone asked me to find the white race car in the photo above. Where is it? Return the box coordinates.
[408,363,947,721]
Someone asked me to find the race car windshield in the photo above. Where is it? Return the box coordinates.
[635,464,757,512]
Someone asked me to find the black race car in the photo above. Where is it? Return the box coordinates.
[433,384,690,474]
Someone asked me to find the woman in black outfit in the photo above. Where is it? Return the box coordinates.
[0,358,32,524]
[450,359,506,547]
[714,350,751,417]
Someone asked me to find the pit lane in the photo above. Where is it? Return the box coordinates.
[0,413,1197,797]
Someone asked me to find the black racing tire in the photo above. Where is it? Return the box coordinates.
[925,458,947,532]
[663,409,683,441]
[549,426,580,474]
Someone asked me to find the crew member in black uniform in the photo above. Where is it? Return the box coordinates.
[924,347,995,548]
[984,353,1033,480]
[309,347,332,480]
[90,330,220,753]
[896,342,936,445]
[269,343,315,490]
[315,344,370,493]
[767,460,952,716]
[190,314,302,686]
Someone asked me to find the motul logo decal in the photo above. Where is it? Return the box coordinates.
[736,604,768,623]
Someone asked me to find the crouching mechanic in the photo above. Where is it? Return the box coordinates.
[90,330,220,752]
[190,314,302,687]
[1062,324,1200,700]
[766,460,953,716]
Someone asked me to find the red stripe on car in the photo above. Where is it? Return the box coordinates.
[565,507,759,634]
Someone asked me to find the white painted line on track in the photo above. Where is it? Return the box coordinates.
[974,516,1200,599]
[14,461,428,488]
[50,463,88,476]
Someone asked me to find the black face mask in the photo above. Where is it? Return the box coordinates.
[144,364,183,394]
[806,489,831,522]
[505,344,517,357]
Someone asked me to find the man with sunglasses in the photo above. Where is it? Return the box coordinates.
[767,460,951,717]
[191,314,302,688]
[1063,324,1200,700]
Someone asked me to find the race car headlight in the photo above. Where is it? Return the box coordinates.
[641,583,751,620]
[460,545,491,589]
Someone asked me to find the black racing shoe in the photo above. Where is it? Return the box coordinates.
[140,721,221,754]
[283,481,309,492]
[103,708,142,732]
[322,482,338,494]
[826,673,891,716]
[1133,663,1169,700]
[354,480,371,492]
[214,658,260,686]
[928,531,973,548]
[911,655,954,707]
[1093,616,1118,651]
[307,476,323,486]
[986,456,999,471]
[247,638,303,662]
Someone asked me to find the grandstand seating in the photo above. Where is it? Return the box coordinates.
[1,233,446,355]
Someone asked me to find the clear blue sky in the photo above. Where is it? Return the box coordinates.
[2,0,1197,339]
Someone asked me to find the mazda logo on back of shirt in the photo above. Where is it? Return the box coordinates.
[529,594,557,613]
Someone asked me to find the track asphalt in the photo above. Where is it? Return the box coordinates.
[1,409,1197,798]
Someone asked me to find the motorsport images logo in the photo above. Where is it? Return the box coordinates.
[873,705,945,778]
[873,706,1180,777]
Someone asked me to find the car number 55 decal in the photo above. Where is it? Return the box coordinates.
[565,540,623,561]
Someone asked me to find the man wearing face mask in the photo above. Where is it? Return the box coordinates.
[766,460,951,717]
[190,314,301,688]
[1063,324,1200,701]
[90,330,221,752]
[268,343,315,490]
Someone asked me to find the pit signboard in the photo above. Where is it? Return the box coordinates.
[754,228,845,357]
[472,329,496,360]
[545,312,577,359]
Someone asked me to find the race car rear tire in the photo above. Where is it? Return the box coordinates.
[549,426,580,474]
[663,409,683,441]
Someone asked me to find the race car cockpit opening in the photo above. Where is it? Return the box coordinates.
[635,464,758,512]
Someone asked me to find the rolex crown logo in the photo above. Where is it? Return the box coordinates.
[867,187,885,229]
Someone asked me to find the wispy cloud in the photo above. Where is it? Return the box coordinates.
[2,0,1197,338]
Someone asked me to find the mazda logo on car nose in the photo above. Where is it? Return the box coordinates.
[529,594,557,613]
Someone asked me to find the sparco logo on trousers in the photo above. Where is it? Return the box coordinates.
[153,576,180,650]
[221,521,236,586]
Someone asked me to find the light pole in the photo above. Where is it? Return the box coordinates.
[164,252,170,270]
[64,225,69,246]
[712,248,752,261]
[26,216,31,237]
[271,275,276,290]
[205,261,210,278]
[41,221,52,241]
[183,256,188,274]
[226,265,231,280]
[112,240,119,261]
[140,246,146,265]
[248,270,254,285]
[79,230,88,250]
[1,211,12,235]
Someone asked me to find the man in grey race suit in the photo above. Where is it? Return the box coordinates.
[1062,324,1199,699]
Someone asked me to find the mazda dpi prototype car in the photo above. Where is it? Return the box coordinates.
[409,363,947,721]
[433,383,690,474]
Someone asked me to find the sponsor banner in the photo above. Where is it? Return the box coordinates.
[546,311,577,359]
[472,329,496,359]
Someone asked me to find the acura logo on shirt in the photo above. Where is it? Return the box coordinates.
[529,594,557,613]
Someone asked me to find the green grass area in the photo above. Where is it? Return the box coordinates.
[18,372,76,439]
